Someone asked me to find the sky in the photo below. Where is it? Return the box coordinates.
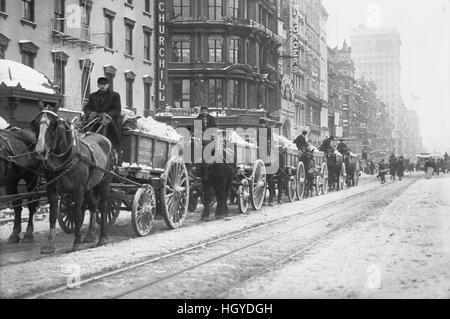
[323,0,450,154]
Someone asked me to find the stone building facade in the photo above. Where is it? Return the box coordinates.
[0,0,155,116]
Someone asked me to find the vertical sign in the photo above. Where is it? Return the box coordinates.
[156,0,168,111]
[292,5,300,74]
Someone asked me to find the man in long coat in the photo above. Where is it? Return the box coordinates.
[83,77,122,153]
[396,155,405,181]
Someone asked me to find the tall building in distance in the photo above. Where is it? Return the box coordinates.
[350,26,402,153]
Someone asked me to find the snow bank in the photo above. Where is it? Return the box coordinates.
[273,134,297,151]
[121,109,182,142]
[0,60,56,94]
[0,116,9,130]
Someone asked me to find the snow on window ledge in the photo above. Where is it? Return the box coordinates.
[20,19,37,29]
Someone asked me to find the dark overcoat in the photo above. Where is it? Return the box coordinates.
[84,89,122,149]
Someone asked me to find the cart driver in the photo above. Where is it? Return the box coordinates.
[83,77,122,156]
[294,131,309,152]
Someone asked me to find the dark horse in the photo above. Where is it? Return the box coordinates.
[326,149,343,191]
[32,108,114,254]
[344,154,358,187]
[200,133,234,220]
[0,127,40,243]
[301,149,316,197]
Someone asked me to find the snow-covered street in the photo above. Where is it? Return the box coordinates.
[226,174,450,299]
[1,173,448,299]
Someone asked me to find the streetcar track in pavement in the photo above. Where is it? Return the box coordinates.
[0,177,374,267]
[110,177,418,299]
[26,176,418,299]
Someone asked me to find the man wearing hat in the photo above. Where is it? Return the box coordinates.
[84,77,122,154]
[294,131,309,152]
[196,106,217,132]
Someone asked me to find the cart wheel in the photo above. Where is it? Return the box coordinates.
[96,199,121,227]
[287,176,297,202]
[161,156,190,229]
[250,159,267,211]
[131,186,156,237]
[296,162,306,200]
[237,179,250,214]
[340,163,347,190]
[355,167,360,186]
[57,195,85,234]
[321,163,328,195]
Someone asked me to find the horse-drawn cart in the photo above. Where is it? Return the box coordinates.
[58,127,190,237]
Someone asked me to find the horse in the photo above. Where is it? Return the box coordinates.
[326,148,343,191]
[31,108,114,254]
[199,132,234,221]
[267,148,287,205]
[0,127,40,243]
[344,154,358,187]
[301,150,316,197]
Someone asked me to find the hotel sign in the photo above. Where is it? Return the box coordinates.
[156,0,168,110]
[292,6,300,74]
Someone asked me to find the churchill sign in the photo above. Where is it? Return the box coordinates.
[156,0,168,110]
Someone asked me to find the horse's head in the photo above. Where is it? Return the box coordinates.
[31,109,63,161]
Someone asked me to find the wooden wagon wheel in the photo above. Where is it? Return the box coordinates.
[95,198,121,227]
[131,186,156,237]
[57,194,85,234]
[321,163,329,195]
[340,163,347,190]
[296,161,306,200]
[161,156,190,229]
[287,176,297,202]
[250,159,267,211]
[237,179,250,214]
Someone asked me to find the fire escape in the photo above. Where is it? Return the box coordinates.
[50,0,105,110]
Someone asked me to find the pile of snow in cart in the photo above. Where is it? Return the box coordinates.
[0,116,9,130]
[273,134,298,152]
[122,109,182,142]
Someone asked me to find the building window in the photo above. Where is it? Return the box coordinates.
[145,0,151,13]
[208,36,223,62]
[228,80,241,108]
[22,51,34,68]
[208,79,223,108]
[0,0,5,13]
[23,0,34,22]
[104,14,114,49]
[104,65,117,91]
[209,0,223,19]
[143,28,152,61]
[173,0,190,18]
[173,79,190,109]
[143,76,153,115]
[53,51,68,95]
[144,82,151,112]
[126,78,133,108]
[53,0,65,32]
[229,0,239,18]
[19,41,39,68]
[172,36,190,62]
[229,38,241,64]
[81,2,91,40]
[81,63,92,104]
[125,19,135,56]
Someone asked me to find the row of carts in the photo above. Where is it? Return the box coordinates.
[0,60,359,241]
